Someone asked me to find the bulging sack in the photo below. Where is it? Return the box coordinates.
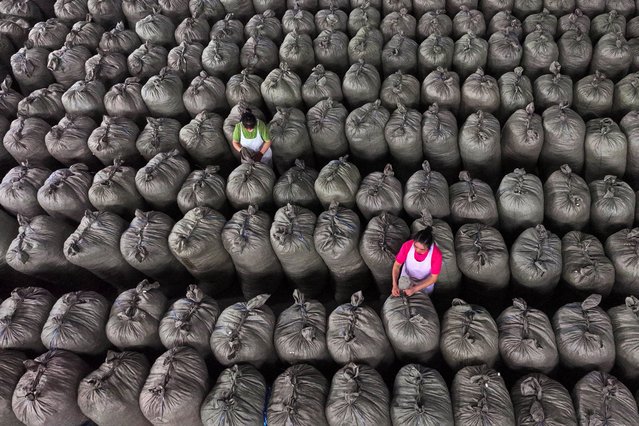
[326,363,391,426]
[88,116,142,167]
[0,350,26,426]
[540,103,586,178]
[159,284,220,357]
[12,350,90,426]
[64,210,145,290]
[608,296,639,381]
[589,176,635,238]
[314,156,361,209]
[89,160,146,218]
[306,98,349,163]
[140,67,186,118]
[458,110,502,187]
[177,167,226,215]
[120,210,192,296]
[497,298,559,373]
[179,112,234,170]
[403,161,449,219]
[382,293,440,363]
[140,346,209,426]
[169,207,234,295]
[222,206,283,299]
[391,364,454,426]
[452,365,515,426]
[0,163,49,217]
[274,289,330,364]
[421,103,461,183]
[37,163,93,223]
[496,168,544,236]
[345,99,390,173]
[45,115,98,168]
[210,294,275,368]
[510,224,562,295]
[261,63,304,114]
[561,231,615,296]
[41,291,110,355]
[511,374,577,426]
[0,286,55,352]
[584,118,627,183]
[573,371,639,426]
[441,298,499,370]
[384,103,423,180]
[543,164,591,234]
[356,164,403,220]
[498,68,533,121]
[270,204,329,298]
[200,364,266,426]
[105,280,167,351]
[77,351,150,426]
[501,103,543,171]
[135,150,191,212]
[302,64,343,107]
[273,159,320,209]
[267,364,329,426]
[314,202,371,303]
[268,106,314,175]
[327,291,394,368]
[449,171,499,227]
[127,42,168,80]
[553,294,615,371]
[605,229,639,296]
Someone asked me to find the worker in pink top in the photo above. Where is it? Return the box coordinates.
[391,227,443,297]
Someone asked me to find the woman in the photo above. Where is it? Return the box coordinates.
[391,227,443,296]
[232,111,273,167]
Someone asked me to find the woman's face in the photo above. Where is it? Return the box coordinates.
[414,241,429,255]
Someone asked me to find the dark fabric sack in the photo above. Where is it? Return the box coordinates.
[605,229,639,296]
[0,350,26,426]
[273,159,319,209]
[0,163,49,217]
[511,374,577,426]
[355,164,403,220]
[449,171,499,227]
[501,103,543,171]
[543,164,591,234]
[510,224,562,295]
[89,160,146,218]
[421,103,460,183]
[608,296,639,381]
[0,287,55,352]
[561,231,615,296]
[573,371,639,426]
[177,167,226,214]
[496,168,544,236]
[589,175,635,238]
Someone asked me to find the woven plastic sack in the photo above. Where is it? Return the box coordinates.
[381,8,417,41]
[607,296,639,382]
[313,29,349,76]
[573,71,613,119]
[222,206,283,298]
[103,77,149,120]
[0,163,49,217]
[384,103,422,180]
[314,156,361,209]
[89,160,145,217]
[381,33,418,77]
[158,284,219,356]
[452,365,515,426]
[0,350,26,426]
[37,164,93,223]
[140,346,209,426]
[17,84,65,125]
[127,42,168,80]
[182,69,228,116]
[84,50,128,87]
[0,287,55,352]
[270,204,329,298]
[99,22,141,55]
[585,118,627,182]
[77,351,150,426]
[355,164,402,220]
[268,364,329,426]
[177,167,226,214]
[498,68,533,121]
[456,223,510,291]
[302,64,342,107]
[348,3,381,37]
[360,212,409,295]
[347,25,384,71]
[226,159,275,210]
[210,293,275,367]
[605,230,639,296]
[3,116,55,169]
[121,0,156,28]
[12,350,89,426]
[326,363,390,426]
[540,103,586,178]
[554,294,615,370]
[269,107,314,175]
[282,7,316,35]
[345,100,390,173]
[573,371,639,426]
[452,32,488,81]
[342,59,381,108]
[459,110,501,187]
[225,68,263,108]
[261,63,303,114]
[327,291,394,368]
[179,112,234,170]
[511,374,577,426]
[562,231,615,295]
[590,32,631,81]
[120,210,192,296]
[141,67,186,118]
[278,31,315,77]
[544,164,591,233]
[613,71,639,115]
[200,364,266,426]
[449,171,499,227]
[0,76,23,118]
[245,9,282,41]
[589,175,635,238]
[421,67,460,114]
[135,9,175,46]
[533,61,573,112]
[175,16,210,45]
[391,364,453,426]
[382,292,439,363]
[306,98,349,163]
[136,117,183,162]
[418,34,454,79]
[135,150,190,212]
[45,115,98,167]
[497,298,558,373]
[510,224,562,295]
[487,29,523,77]
[441,299,499,369]
[273,159,319,209]
[274,289,330,364]
[496,168,544,236]
[501,103,543,171]
[64,210,145,290]
[61,75,106,118]
[380,72,420,111]
[41,291,110,355]
[421,104,460,183]
[10,43,55,95]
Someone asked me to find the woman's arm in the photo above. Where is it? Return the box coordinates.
[232,124,242,152]
[405,274,439,295]
[259,139,271,154]
[391,261,402,297]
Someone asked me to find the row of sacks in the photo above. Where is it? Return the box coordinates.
[4,73,639,187]
[4,351,637,426]
[1,150,637,239]
[0,193,638,300]
[3,282,639,382]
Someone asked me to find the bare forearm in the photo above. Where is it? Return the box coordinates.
[232,140,242,152]
[392,263,401,286]
[260,140,271,154]
[413,275,437,292]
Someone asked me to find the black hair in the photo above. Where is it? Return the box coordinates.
[240,111,257,128]
[413,227,433,247]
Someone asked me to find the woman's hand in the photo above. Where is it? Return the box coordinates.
[391,283,400,297]
[404,287,417,296]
